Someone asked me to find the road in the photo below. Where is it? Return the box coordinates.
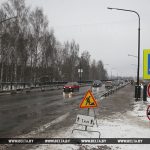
[0,83,135,150]
[0,84,106,138]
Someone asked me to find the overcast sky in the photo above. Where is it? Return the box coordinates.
[2,0,150,78]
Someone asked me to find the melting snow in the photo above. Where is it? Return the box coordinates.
[30,99,150,150]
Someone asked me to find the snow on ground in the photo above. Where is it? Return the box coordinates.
[127,98,150,122]
[30,99,150,150]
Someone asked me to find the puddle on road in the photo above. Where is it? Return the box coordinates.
[63,91,80,99]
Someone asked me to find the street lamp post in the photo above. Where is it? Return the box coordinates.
[104,64,110,79]
[111,68,116,80]
[107,7,141,100]
[78,57,83,84]
[104,64,116,80]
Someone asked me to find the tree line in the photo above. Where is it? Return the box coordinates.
[0,0,108,84]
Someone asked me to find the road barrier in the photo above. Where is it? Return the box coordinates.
[0,81,130,96]
[0,81,92,95]
[100,83,130,98]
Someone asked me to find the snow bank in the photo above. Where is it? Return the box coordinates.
[127,99,150,122]
[29,96,150,150]
[30,111,150,150]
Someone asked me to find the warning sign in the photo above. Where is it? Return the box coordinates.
[80,90,98,108]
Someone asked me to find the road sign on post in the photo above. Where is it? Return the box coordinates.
[147,83,150,97]
[143,49,150,79]
[147,105,150,120]
[76,114,95,127]
[80,90,98,108]
[72,89,100,138]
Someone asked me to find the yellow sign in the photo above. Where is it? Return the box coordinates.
[80,90,98,108]
[143,49,150,79]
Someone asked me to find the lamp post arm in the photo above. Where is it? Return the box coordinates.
[107,7,140,27]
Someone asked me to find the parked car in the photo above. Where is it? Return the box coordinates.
[92,80,102,87]
[105,81,113,89]
[63,82,80,92]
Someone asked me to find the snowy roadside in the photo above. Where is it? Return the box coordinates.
[127,98,150,122]
[30,98,150,150]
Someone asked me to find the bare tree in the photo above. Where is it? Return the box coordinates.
[61,40,79,81]
[80,51,91,81]
[29,7,48,83]
[0,0,108,89]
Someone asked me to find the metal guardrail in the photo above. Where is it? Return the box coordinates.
[100,83,130,98]
[0,82,65,93]
[0,81,130,95]
[0,81,92,95]
[0,80,94,91]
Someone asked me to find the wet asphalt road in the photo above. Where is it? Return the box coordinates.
[0,83,134,150]
[0,85,106,138]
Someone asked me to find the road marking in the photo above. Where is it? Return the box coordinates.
[20,112,70,137]
[37,113,70,133]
